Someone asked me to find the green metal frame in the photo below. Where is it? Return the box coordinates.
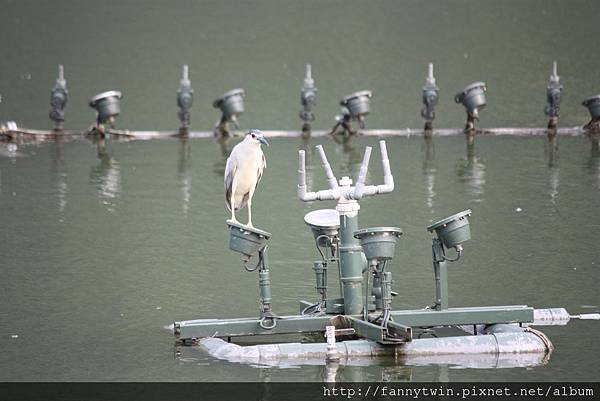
[173,142,535,346]
[389,305,533,327]
[174,305,533,342]
[175,314,335,339]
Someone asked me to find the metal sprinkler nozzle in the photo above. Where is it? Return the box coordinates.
[213,88,246,138]
[545,61,562,130]
[342,90,372,129]
[89,90,123,135]
[300,64,318,134]
[421,63,439,132]
[426,210,472,310]
[582,94,600,132]
[330,90,373,137]
[49,65,68,131]
[176,65,194,132]
[455,82,487,132]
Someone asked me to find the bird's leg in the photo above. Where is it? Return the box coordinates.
[247,185,256,228]
[247,202,253,228]
[230,179,239,224]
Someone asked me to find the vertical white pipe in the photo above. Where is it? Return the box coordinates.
[316,145,338,190]
[353,146,372,199]
[325,325,339,361]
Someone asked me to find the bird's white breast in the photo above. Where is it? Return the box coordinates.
[232,144,264,194]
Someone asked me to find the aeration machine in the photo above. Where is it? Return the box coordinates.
[173,140,539,349]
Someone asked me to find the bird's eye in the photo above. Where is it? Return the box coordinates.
[251,133,256,138]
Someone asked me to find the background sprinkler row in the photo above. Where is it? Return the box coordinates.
[3,62,600,136]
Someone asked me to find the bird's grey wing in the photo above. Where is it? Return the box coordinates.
[224,155,236,211]
[255,152,266,186]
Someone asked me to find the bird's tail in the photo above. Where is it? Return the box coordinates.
[225,192,232,212]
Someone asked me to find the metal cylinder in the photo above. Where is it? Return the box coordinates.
[533,308,570,325]
[300,64,317,123]
[382,271,392,310]
[228,224,271,258]
[339,214,364,315]
[341,90,372,118]
[354,227,402,261]
[371,272,383,310]
[50,90,67,110]
[177,65,193,106]
[313,261,327,296]
[177,65,194,129]
[213,88,245,118]
[49,65,68,129]
[455,82,487,115]
[427,210,471,250]
[545,89,561,119]
[545,62,562,119]
[583,95,600,121]
[421,63,439,122]
[259,269,272,314]
[89,91,122,124]
[301,91,316,108]
[177,91,193,109]
[421,89,439,120]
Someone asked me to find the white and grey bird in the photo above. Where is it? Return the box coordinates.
[224,129,269,228]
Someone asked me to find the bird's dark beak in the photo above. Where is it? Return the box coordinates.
[259,136,269,146]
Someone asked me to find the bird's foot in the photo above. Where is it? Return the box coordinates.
[246,222,255,229]
[227,217,240,226]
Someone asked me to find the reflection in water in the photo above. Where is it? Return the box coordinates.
[332,136,364,177]
[545,135,560,207]
[175,345,548,382]
[588,134,600,189]
[178,138,192,215]
[324,360,339,383]
[297,136,363,197]
[258,367,272,383]
[0,142,21,194]
[213,136,231,176]
[456,137,486,200]
[90,139,121,212]
[422,137,437,214]
[381,364,413,382]
[50,140,68,214]
[330,363,413,383]
[0,142,22,162]
[546,134,559,168]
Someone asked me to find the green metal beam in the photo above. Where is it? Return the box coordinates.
[175,305,533,340]
[390,305,533,327]
[348,316,385,342]
[386,320,413,341]
[175,314,336,339]
[347,316,412,344]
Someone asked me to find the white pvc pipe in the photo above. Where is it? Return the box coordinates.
[351,146,371,199]
[297,148,340,202]
[325,326,339,361]
[315,145,338,190]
